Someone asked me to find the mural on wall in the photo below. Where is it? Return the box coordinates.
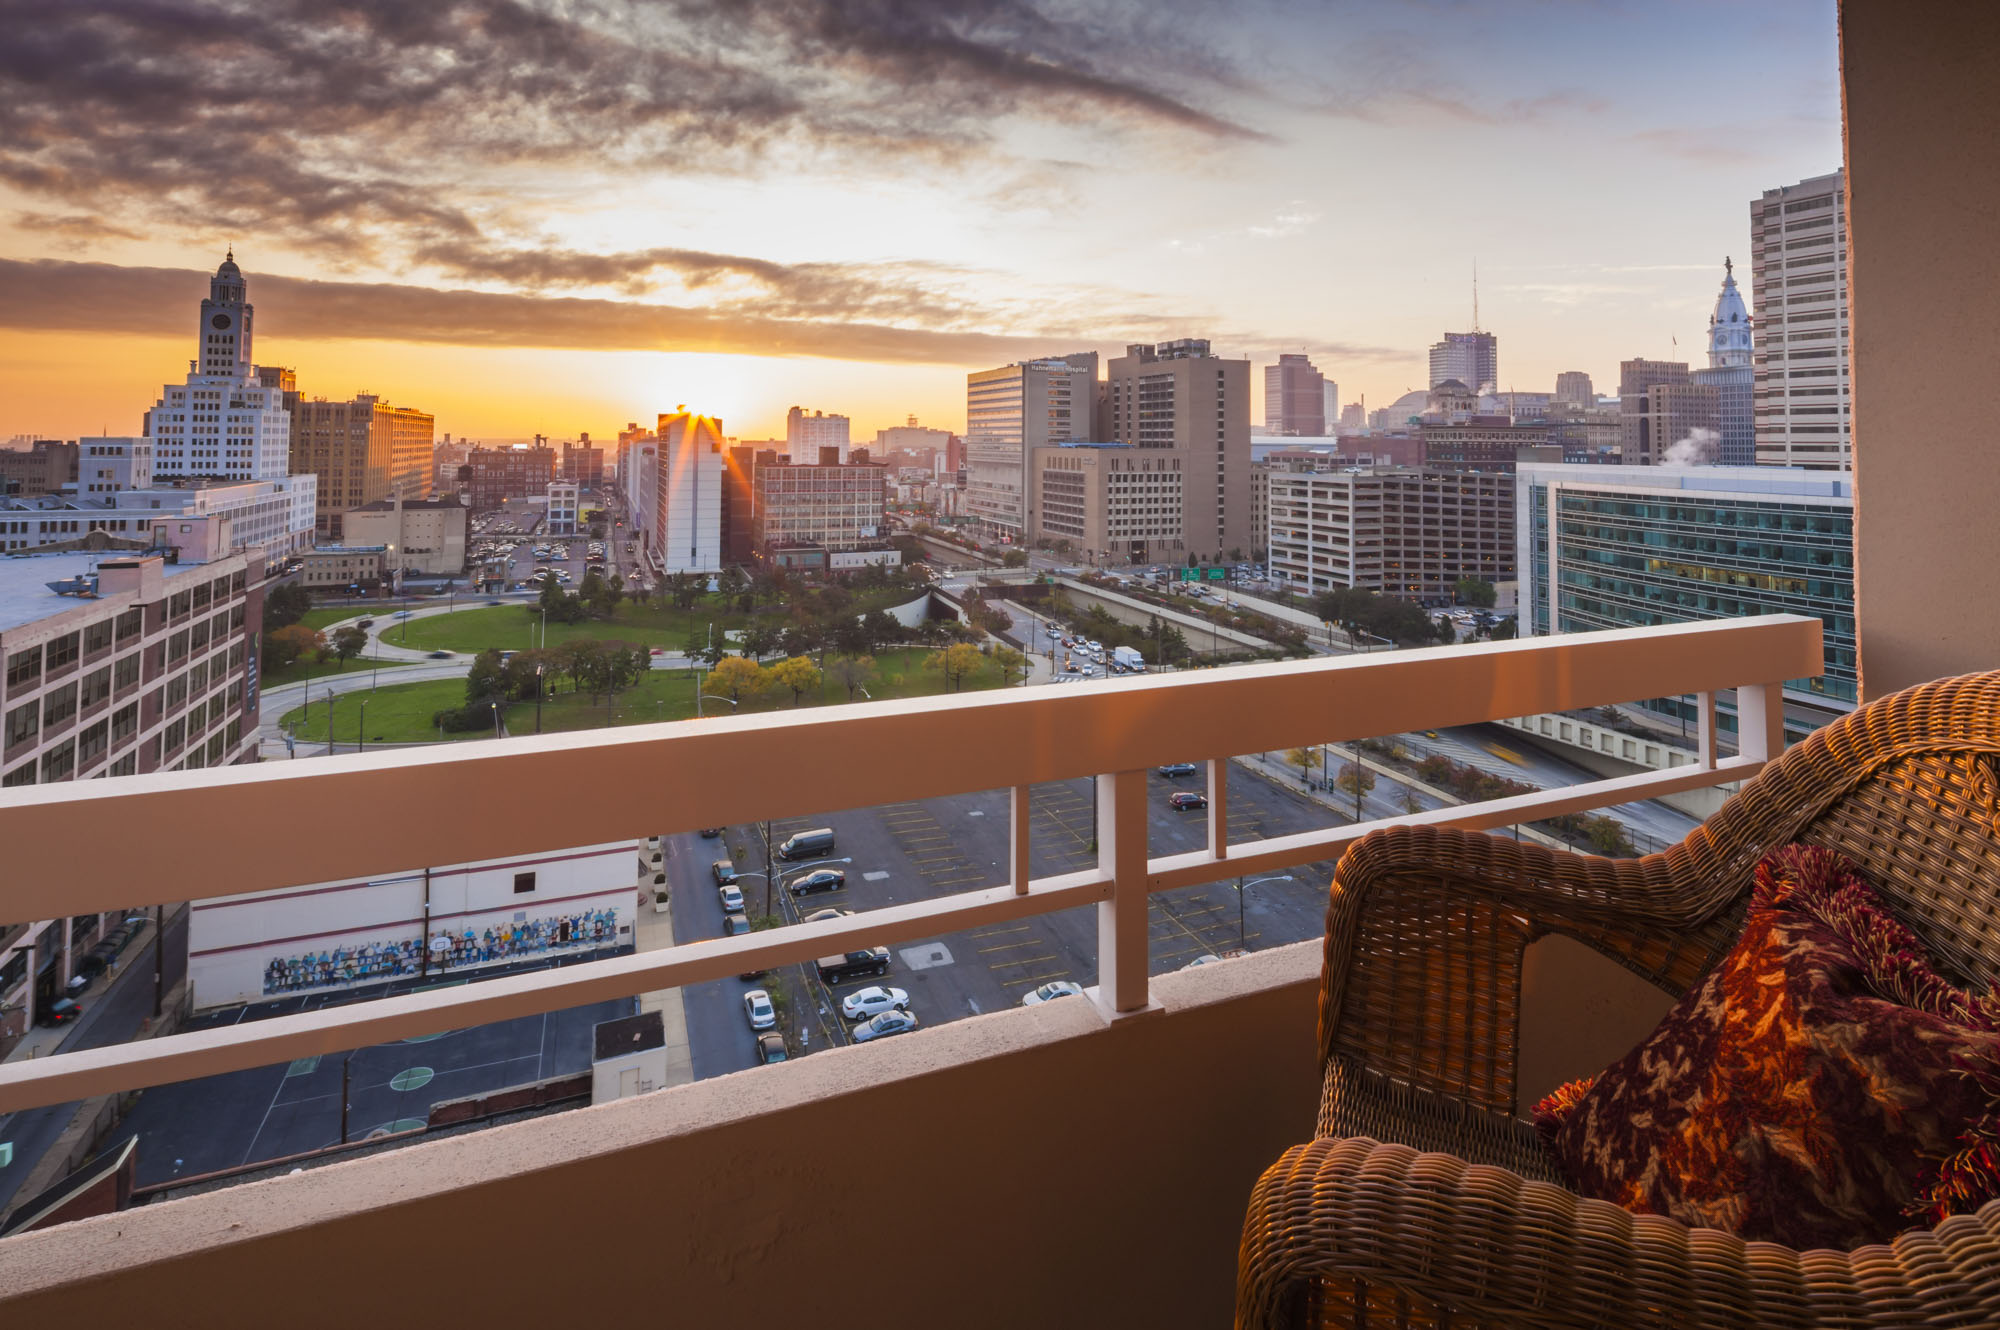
[262,907,621,996]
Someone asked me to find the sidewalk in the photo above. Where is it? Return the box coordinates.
[631,876,694,1089]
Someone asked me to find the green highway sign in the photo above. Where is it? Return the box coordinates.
[1206,567,1226,581]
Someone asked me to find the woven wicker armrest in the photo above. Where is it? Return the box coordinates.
[1318,827,1734,1100]
[1236,1137,2000,1330]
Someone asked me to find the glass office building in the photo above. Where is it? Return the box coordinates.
[1518,463,1856,734]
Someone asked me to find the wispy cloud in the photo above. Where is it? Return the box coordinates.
[1627,128,1768,166]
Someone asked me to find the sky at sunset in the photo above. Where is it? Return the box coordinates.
[0,0,1841,445]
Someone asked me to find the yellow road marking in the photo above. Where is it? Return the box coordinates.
[978,940,1041,954]
[971,925,1029,938]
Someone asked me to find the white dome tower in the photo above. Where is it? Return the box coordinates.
[1707,256,1751,368]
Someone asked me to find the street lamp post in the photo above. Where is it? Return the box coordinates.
[326,694,337,756]
[1235,874,1296,952]
[490,700,500,739]
[698,693,737,721]
[357,697,366,754]
[535,664,545,735]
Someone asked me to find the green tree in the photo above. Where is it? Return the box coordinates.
[740,624,780,660]
[263,623,323,670]
[768,655,823,706]
[709,654,766,704]
[330,624,367,669]
[1454,577,1498,608]
[991,645,1028,686]
[464,648,507,703]
[1489,616,1518,641]
[1434,615,1460,644]
[264,581,313,630]
[861,609,900,652]
[1286,747,1319,784]
[1001,549,1028,567]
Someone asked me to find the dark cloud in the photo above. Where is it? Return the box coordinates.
[0,256,1056,365]
[13,212,143,243]
[0,0,1260,270]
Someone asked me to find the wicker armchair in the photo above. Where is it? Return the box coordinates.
[1237,672,2000,1328]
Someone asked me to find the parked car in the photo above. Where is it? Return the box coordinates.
[787,868,846,896]
[1180,954,1223,969]
[1156,762,1199,778]
[39,997,82,1026]
[801,907,855,925]
[711,858,738,886]
[1169,791,1209,811]
[816,947,891,985]
[718,882,745,913]
[839,986,911,1021]
[1022,981,1084,1006]
[777,827,836,860]
[427,650,453,659]
[743,988,776,1030]
[722,912,751,937]
[699,826,722,838]
[851,1009,920,1042]
[756,1032,788,1064]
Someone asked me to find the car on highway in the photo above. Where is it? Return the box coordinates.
[839,985,911,1021]
[427,650,453,659]
[756,1032,788,1064]
[801,907,854,925]
[786,867,846,896]
[718,882,745,913]
[743,988,776,1030]
[851,1009,920,1042]
[1169,791,1209,811]
[711,858,738,886]
[1022,981,1084,1006]
[1157,762,1199,778]
[816,947,891,985]
[723,912,751,937]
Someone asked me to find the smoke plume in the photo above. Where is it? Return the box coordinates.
[1662,427,1719,466]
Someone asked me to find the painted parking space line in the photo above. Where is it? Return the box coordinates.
[1007,971,1071,988]
[971,924,1030,938]
[977,940,1042,954]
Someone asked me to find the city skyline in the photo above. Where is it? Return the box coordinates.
[0,1,1838,442]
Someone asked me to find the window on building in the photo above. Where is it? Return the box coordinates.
[45,632,79,670]
[79,666,111,710]
[6,700,38,748]
[167,630,189,665]
[111,702,137,745]
[42,683,77,728]
[514,872,537,894]
[40,741,74,782]
[113,652,140,692]
[77,720,108,767]
[106,752,137,778]
[84,620,113,654]
[162,718,185,753]
[2,760,33,787]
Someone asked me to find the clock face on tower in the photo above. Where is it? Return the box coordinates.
[210,314,232,330]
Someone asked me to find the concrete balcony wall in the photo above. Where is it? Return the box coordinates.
[0,943,1322,1329]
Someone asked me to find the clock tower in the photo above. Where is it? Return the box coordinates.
[198,249,254,378]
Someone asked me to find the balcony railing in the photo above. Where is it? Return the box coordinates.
[0,615,1820,1115]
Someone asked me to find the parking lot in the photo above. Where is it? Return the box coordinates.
[668,759,1339,1081]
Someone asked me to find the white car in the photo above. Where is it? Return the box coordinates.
[1022,980,1085,1006]
[1180,954,1223,970]
[800,907,854,925]
[743,988,776,1030]
[851,1009,920,1042]
[840,985,911,1021]
[718,882,745,913]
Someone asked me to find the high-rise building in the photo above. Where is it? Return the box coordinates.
[1029,443,1184,565]
[1517,461,1856,719]
[288,395,436,538]
[752,460,888,555]
[1647,381,1722,464]
[1338,403,1367,434]
[656,410,723,574]
[1267,467,1515,598]
[1103,340,1253,560]
[874,417,952,469]
[147,253,294,484]
[1618,359,1691,466]
[1554,372,1595,406]
[1262,354,1326,436]
[1693,257,1757,467]
[1322,381,1340,433]
[965,353,1098,543]
[0,441,77,497]
[1750,172,1851,469]
[0,549,268,1051]
[785,407,850,466]
[1427,331,1498,394]
[560,438,605,489]
[721,445,763,566]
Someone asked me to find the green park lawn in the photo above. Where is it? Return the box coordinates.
[260,654,412,689]
[297,606,370,632]
[276,644,1018,743]
[386,587,928,655]
[280,678,500,744]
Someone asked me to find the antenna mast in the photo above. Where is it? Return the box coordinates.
[1472,259,1480,333]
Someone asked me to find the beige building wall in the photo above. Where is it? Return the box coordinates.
[1842,0,2000,696]
[1103,341,1253,561]
[1028,445,1184,563]
[342,500,467,577]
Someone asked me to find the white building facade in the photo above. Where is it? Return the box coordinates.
[189,841,639,1009]
[146,253,294,483]
[786,406,850,465]
[1750,171,1851,470]
[655,410,723,574]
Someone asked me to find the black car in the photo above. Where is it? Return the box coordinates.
[787,868,846,896]
[39,997,81,1027]
[816,947,891,985]
[711,859,738,886]
[1157,762,1199,778]
[699,827,723,839]
[756,1032,789,1064]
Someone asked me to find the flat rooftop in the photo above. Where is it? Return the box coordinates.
[0,552,216,634]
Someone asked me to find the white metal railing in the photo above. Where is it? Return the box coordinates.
[0,615,1821,1112]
